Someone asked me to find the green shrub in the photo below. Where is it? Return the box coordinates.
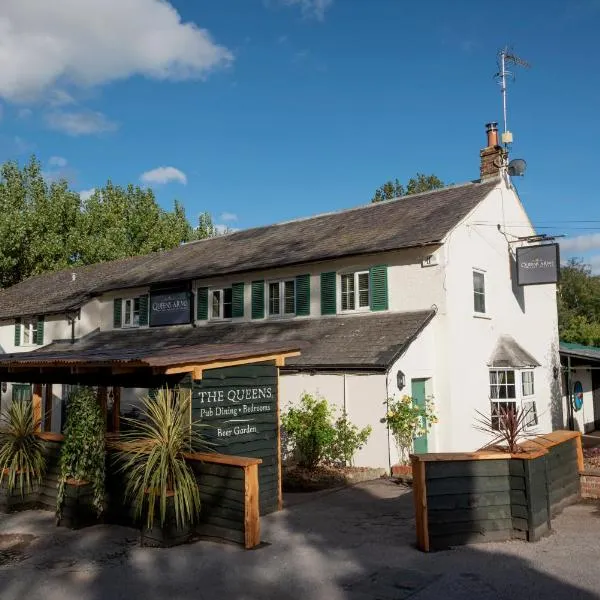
[327,412,372,467]
[282,394,372,469]
[57,387,106,522]
[0,399,45,495]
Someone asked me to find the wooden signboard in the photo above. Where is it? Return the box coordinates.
[191,364,279,514]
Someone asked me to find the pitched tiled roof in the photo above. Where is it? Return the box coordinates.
[0,310,435,370]
[0,179,497,320]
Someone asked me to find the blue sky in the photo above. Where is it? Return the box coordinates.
[1,0,599,267]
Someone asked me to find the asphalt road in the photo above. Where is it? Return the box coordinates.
[0,480,599,599]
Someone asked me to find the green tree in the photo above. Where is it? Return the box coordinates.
[0,156,218,288]
[558,258,600,346]
[371,172,445,203]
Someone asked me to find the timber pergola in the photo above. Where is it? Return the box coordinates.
[0,339,300,433]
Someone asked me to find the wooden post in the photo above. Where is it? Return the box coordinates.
[32,384,42,432]
[112,387,121,433]
[43,384,53,432]
[575,431,584,473]
[97,386,108,430]
[244,463,261,549]
[276,366,283,510]
[411,455,429,552]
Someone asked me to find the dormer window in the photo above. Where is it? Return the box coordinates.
[210,288,233,320]
[341,271,370,312]
[268,280,295,316]
[123,298,141,327]
[14,316,44,347]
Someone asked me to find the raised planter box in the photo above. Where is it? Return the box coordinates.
[411,431,583,552]
[0,476,39,512]
[140,494,193,548]
[57,479,98,530]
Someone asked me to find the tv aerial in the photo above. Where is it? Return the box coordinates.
[495,47,531,175]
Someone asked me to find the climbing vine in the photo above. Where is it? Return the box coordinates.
[56,387,106,523]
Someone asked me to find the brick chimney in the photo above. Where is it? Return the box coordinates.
[480,122,506,180]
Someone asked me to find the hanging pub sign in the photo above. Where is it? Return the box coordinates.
[516,243,560,286]
[149,289,192,327]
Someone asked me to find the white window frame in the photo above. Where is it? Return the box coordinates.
[209,287,233,320]
[489,368,538,430]
[122,297,141,328]
[340,270,370,313]
[473,269,487,315]
[21,318,39,346]
[266,279,295,317]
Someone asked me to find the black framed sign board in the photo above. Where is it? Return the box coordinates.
[149,290,192,326]
[516,244,560,286]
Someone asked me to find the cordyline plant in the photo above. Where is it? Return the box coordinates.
[57,387,106,523]
[114,388,211,530]
[474,405,536,454]
[384,395,437,465]
[0,399,45,496]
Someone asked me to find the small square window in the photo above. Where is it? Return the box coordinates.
[210,288,233,320]
[122,297,143,328]
[473,270,486,314]
[341,271,370,311]
[267,280,295,317]
[21,319,38,345]
[269,282,280,315]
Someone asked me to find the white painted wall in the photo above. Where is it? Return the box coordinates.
[562,368,596,433]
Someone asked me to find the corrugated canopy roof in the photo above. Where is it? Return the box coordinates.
[560,341,600,363]
[0,179,497,320]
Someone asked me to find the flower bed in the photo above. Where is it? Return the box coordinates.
[283,465,385,492]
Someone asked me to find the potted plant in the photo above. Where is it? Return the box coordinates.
[114,388,208,547]
[384,395,437,478]
[0,399,45,511]
[56,387,106,528]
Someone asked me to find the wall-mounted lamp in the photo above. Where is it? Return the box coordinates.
[553,366,559,380]
[397,370,406,391]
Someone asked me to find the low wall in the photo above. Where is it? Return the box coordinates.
[1,434,262,549]
[581,470,600,499]
[412,431,583,552]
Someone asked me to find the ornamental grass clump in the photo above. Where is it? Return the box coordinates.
[56,387,106,522]
[475,405,535,454]
[384,395,437,464]
[115,388,209,530]
[0,399,45,496]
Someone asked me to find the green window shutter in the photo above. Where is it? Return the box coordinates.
[138,295,149,326]
[113,298,122,329]
[370,265,389,311]
[36,316,44,345]
[232,283,245,318]
[251,281,265,319]
[14,318,21,347]
[295,274,311,316]
[320,272,337,315]
[197,287,209,320]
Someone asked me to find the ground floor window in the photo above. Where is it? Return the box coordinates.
[489,369,537,430]
[12,383,32,403]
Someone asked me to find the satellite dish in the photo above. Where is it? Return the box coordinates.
[508,158,527,176]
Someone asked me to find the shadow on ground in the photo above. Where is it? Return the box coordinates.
[0,480,599,599]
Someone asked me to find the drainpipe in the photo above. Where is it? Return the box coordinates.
[385,370,392,475]
[566,355,574,431]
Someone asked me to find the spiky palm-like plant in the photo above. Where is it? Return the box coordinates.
[115,388,209,530]
[475,405,535,454]
[0,399,45,496]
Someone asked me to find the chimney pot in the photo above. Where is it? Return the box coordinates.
[485,121,499,148]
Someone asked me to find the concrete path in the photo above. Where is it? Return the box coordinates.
[0,480,599,599]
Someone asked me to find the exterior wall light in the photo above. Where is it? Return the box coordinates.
[397,370,406,391]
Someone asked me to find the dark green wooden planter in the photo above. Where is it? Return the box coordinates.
[140,495,193,548]
[0,476,39,512]
[57,480,98,529]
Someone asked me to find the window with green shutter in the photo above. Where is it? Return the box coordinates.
[138,295,149,326]
[197,287,209,320]
[370,265,388,311]
[14,318,21,346]
[232,283,245,318]
[295,274,311,316]
[251,281,265,319]
[320,272,336,315]
[113,298,122,328]
[36,316,44,345]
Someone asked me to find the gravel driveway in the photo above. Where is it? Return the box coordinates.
[0,480,599,599]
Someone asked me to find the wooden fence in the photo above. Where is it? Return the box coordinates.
[412,431,583,552]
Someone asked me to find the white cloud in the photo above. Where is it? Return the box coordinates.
[0,0,234,103]
[47,89,76,107]
[79,188,96,201]
[215,223,239,235]
[560,234,600,254]
[220,212,238,222]
[45,110,118,136]
[268,0,334,20]
[17,107,32,119]
[140,166,187,185]
[48,155,67,167]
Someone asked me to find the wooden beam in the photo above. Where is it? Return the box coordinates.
[575,431,584,473]
[97,386,107,428]
[112,387,121,433]
[243,463,261,549]
[276,366,283,510]
[157,365,194,375]
[32,384,42,433]
[43,384,53,433]
[111,367,138,375]
[412,456,429,552]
